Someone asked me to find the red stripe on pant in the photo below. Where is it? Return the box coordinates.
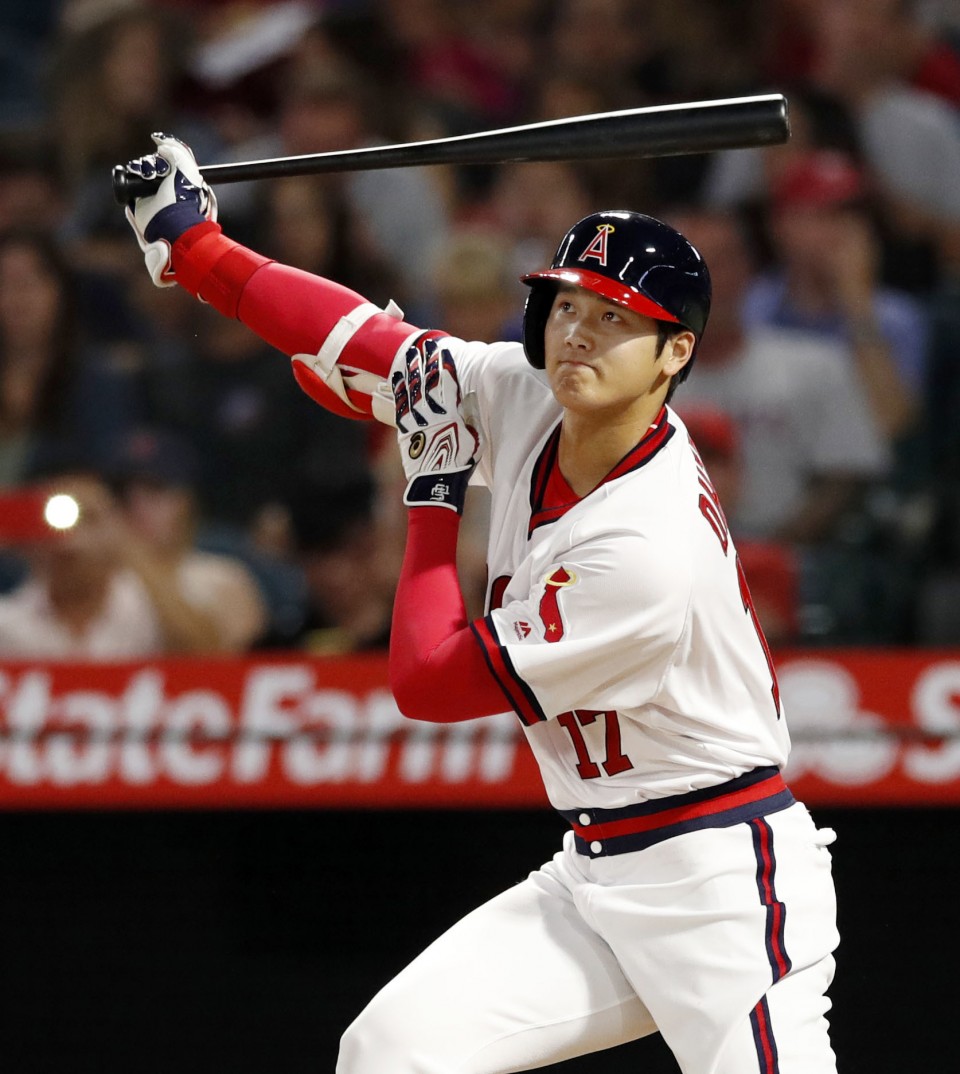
[750,995,780,1073]
[750,816,792,982]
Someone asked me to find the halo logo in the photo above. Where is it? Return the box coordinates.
[578,224,615,266]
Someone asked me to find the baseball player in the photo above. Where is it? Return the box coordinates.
[120,135,840,1074]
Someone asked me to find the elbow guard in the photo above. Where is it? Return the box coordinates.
[292,301,433,424]
[172,222,443,423]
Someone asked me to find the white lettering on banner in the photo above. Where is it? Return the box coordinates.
[779,660,898,784]
[478,712,520,781]
[48,691,114,785]
[396,711,520,783]
[232,666,313,782]
[0,664,525,789]
[285,688,356,783]
[4,670,50,784]
[905,662,960,783]
[119,670,165,784]
[357,691,406,781]
[162,691,231,784]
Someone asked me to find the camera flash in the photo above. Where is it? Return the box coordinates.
[44,494,80,531]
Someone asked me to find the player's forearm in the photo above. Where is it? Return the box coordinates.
[390,510,509,722]
[171,222,423,418]
[171,222,367,352]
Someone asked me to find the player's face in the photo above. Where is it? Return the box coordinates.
[543,285,692,420]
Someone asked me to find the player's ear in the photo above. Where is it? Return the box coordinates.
[660,330,696,378]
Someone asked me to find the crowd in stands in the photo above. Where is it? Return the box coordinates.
[1,0,959,656]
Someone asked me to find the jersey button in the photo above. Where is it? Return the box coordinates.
[590,840,603,855]
[579,813,591,826]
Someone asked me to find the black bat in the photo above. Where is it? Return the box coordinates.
[112,93,789,205]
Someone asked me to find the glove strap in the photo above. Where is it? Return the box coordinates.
[403,467,474,514]
[144,201,207,245]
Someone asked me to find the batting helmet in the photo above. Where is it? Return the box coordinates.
[520,210,711,381]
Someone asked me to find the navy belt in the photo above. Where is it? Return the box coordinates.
[558,766,795,858]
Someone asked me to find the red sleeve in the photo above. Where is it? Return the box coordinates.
[170,222,428,419]
[389,510,514,723]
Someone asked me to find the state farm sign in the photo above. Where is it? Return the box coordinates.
[0,657,532,808]
[1,651,959,808]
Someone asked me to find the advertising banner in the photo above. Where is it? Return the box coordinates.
[1,650,959,808]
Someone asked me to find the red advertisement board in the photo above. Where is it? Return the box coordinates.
[1,650,959,808]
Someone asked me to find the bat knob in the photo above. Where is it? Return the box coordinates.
[112,164,162,206]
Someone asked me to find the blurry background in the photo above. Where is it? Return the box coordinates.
[2,0,959,1070]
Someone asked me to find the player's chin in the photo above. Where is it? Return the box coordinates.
[549,362,598,397]
[553,385,613,418]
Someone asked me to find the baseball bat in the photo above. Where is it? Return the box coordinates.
[112,93,789,205]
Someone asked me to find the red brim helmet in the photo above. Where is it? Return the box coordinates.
[520,210,711,379]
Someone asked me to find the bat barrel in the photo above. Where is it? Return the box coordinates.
[113,94,789,204]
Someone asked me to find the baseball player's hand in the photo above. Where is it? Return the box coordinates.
[121,133,218,287]
[392,339,482,513]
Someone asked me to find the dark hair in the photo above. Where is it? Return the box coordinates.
[0,229,78,430]
[287,479,376,555]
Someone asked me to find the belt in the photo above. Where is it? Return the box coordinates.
[558,766,795,858]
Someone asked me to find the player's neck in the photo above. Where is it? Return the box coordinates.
[558,398,664,498]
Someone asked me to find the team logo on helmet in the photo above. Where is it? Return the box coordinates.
[577,223,615,266]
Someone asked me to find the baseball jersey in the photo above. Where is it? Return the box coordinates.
[443,337,789,813]
[165,229,789,814]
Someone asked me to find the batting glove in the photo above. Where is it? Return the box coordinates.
[392,338,482,513]
[122,133,218,287]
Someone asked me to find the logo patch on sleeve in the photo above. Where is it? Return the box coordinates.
[538,566,577,643]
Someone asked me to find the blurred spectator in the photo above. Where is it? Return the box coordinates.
[0,229,141,487]
[0,468,253,658]
[285,479,393,653]
[0,131,66,234]
[141,301,372,537]
[807,0,960,285]
[526,72,660,209]
[682,403,802,647]
[761,0,822,86]
[745,149,927,441]
[670,207,892,544]
[0,0,59,129]
[428,227,520,343]
[765,0,960,108]
[704,18,960,292]
[252,173,407,311]
[0,0,948,652]
[223,55,450,311]
[702,84,862,217]
[485,161,594,280]
[380,0,529,130]
[641,0,767,101]
[51,4,219,277]
[111,426,269,653]
[545,0,648,99]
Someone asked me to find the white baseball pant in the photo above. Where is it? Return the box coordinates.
[337,801,838,1074]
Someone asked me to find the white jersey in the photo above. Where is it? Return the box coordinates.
[446,337,789,813]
